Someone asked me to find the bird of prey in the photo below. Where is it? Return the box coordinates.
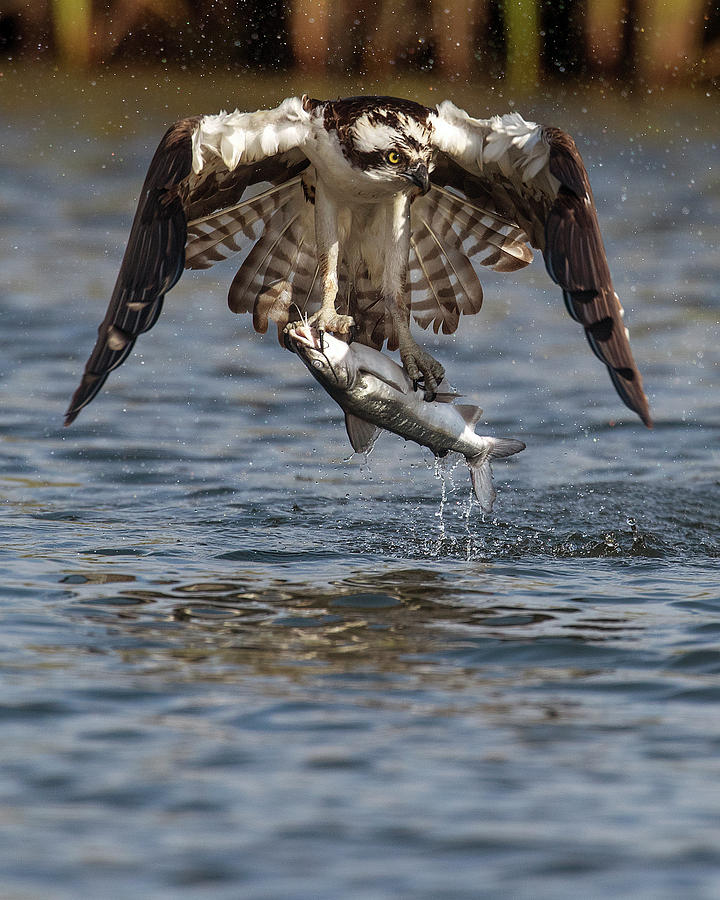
[65,94,652,428]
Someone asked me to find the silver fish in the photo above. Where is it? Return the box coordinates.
[287,324,525,512]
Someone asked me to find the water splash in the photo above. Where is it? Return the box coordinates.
[461,486,475,560]
[428,455,486,559]
[433,456,448,548]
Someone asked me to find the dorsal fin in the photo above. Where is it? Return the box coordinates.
[432,377,462,403]
[455,403,484,428]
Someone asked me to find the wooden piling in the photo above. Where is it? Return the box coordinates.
[51,0,92,68]
[503,0,540,92]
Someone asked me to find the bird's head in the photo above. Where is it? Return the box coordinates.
[335,97,434,195]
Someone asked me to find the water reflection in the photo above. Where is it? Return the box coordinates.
[56,564,652,689]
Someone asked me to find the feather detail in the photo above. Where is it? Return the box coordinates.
[253,220,310,331]
[185,179,302,270]
[430,102,652,426]
[65,117,199,424]
[191,98,311,174]
[409,222,464,333]
[227,198,320,338]
[429,186,532,269]
[228,212,301,325]
[416,213,483,316]
[409,233,459,334]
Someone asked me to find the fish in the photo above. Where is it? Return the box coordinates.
[287,324,526,512]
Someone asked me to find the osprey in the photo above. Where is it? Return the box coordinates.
[65,94,652,427]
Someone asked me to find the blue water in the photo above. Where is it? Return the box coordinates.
[1,70,719,898]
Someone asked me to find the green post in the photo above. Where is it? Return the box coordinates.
[52,0,92,68]
[504,0,540,92]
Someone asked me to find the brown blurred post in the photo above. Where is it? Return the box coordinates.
[635,0,707,83]
[91,0,191,63]
[584,0,626,74]
[431,0,486,79]
[2,1,51,55]
[52,0,92,68]
[360,0,417,74]
[291,0,331,71]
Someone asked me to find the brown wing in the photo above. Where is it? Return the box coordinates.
[427,134,652,428]
[543,128,651,427]
[65,118,198,425]
[65,119,310,425]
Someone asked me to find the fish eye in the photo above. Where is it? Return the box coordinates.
[312,359,325,369]
[386,150,401,165]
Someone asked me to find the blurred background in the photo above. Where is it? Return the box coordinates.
[1,0,718,90]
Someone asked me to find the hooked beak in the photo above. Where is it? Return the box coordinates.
[401,164,430,196]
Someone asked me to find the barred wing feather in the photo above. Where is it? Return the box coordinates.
[407,176,534,337]
[429,102,652,426]
[409,229,460,335]
[65,98,313,425]
[64,117,200,424]
[185,178,303,270]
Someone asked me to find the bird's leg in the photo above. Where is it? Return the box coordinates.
[384,192,445,394]
[306,244,354,336]
[285,179,353,343]
[387,295,445,395]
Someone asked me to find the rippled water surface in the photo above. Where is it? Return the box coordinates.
[1,70,719,898]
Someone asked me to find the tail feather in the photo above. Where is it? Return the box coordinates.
[467,438,526,512]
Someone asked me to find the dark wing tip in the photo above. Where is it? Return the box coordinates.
[65,118,197,423]
[65,365,104,426]
[64,364,118,426]
[64,403,86,426]
[605,354,653,428]
[64,393,87,426]
[561,277,653,428]
[544,129,652,428]
[612,372,653,428]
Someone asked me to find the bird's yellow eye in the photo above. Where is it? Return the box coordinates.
[386,150,401,165]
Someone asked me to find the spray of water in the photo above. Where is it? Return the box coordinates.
[433,456,448,548]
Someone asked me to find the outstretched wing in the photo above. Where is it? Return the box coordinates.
[65,97,313,425]
[421,101,651,427]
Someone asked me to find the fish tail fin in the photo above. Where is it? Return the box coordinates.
[467,456,496,513]
[489,438,526,461]
[467,438,526,513]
